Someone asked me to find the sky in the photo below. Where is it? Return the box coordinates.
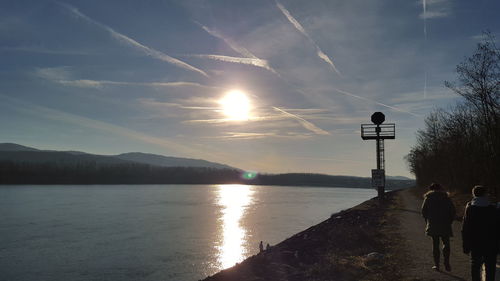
[0,0,499,178]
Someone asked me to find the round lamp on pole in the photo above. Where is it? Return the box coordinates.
[371,112,385,125]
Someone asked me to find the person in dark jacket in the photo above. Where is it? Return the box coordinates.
[421,183,456,271]
[461,185,499,281]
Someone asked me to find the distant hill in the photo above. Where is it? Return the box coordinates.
[0,151,129,166]
[0,143,39,152]
[115,152,235,170]
[0,143,236,169]
[386,175,414,181]
[0,143,415,188]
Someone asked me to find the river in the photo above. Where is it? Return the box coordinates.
[0,184,375,281]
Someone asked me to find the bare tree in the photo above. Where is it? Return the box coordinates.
[407,32,500,197]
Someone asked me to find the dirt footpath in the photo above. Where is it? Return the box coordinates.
[395,188,499,281]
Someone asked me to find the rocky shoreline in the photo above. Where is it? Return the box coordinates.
[202,191,403,281]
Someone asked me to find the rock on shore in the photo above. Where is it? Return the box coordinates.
[203,192,402,281]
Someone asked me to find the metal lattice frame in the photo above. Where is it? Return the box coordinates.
[361,123,395,140]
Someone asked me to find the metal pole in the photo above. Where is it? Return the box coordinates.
[375,125,383,198]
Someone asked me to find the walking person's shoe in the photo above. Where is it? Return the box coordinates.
[432,265,440,271]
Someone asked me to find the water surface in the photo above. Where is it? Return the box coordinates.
[0,185,375,281]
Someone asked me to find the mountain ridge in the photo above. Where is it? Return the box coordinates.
[0,143,415,182]
[0,143,235,170]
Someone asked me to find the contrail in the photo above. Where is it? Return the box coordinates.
[58,2,209,78]
[187,54,278,74]
[58,79,218,90]
[333,88,421,118]
[273,107,330,135]
[276,1,342,76]
[423,0,427,40]
[195,23,258,59]
[424,72,427,99]
[195,23,279,74]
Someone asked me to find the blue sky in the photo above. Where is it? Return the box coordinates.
[1,0,499,178]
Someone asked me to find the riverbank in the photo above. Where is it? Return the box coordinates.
[202,191,403,281]
[202,187,496,281]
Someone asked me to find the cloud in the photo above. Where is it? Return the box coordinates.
[139,99,217,111]
[206,131,315,140]
[195,23,279,74]
[208,132,278,140]
[419,0,452,19]
[34,69,218,91]
[35,66,72,81]
[332,88,422,118]
[275,1,341,76]
[58,2,209,77]
[186,54,277,73]
[195,23,258,59]
[387,88,456,104]
[420,10,449,19]
[273,107,330,135]
[57,79,217,90]
[0,46,92,55]
[180,105,331,136]
[0,94,208,157]
[470,32,500,42]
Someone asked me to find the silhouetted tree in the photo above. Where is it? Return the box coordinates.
[407,32,500,197]
[0,161,413,188]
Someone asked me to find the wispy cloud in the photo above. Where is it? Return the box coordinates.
[470,32,500,42]
[195,23,278,74]
[196,23,258,59]
[419,0,452,20]
[0,94,207,157]
[275,1,341,76]
[387,90,455,104]
[57,79,217,90]
[34,68,217,90]
[273,107,330,135]
[139,99,217,111]
[208,132,277,140]
[186,54,277,74]
[0,46,92,55]
[207,131,314,140]
[423,0,427,39]
[58,2,209,77]
[35,66,72,81]
[333,88,422,118]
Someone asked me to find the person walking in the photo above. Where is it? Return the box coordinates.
[421,183,456,271]
[461,185,499,281]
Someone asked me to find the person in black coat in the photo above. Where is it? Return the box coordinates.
[421,183,456,271]
[461,185,499,281]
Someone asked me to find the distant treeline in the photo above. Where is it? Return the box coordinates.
[0,161,413,189]
[405,33,499,196]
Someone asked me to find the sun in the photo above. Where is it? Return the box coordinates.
[219,90,251,121]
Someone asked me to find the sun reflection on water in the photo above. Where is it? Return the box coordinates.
[216,184,255,269]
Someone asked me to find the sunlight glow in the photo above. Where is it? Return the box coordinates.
[216,184,255,269]
[219,90,251,121]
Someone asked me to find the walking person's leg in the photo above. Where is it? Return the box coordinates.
[470,251,484,281]
[483,252,497,281]
[442,236,451,271]
[431,235,440,270]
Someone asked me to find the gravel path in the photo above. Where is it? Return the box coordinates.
[396,188,499,281]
